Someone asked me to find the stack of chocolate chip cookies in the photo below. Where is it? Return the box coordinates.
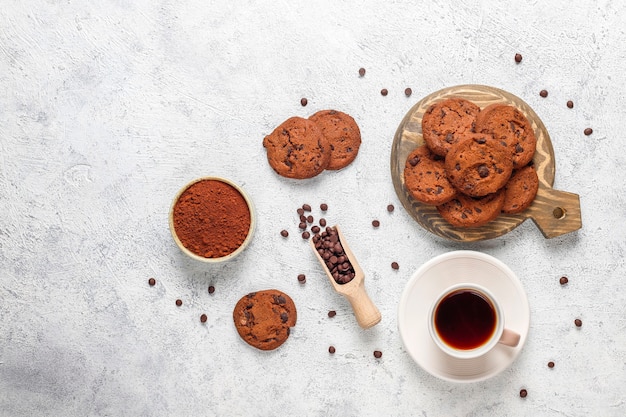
[404,97,540,228]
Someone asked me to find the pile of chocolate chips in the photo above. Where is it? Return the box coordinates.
[312,226,355,284]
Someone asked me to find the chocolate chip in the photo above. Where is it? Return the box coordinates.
[519,389,527,398]
[302,231,310,239]
[373,350,382,359]
[297,274,306,283]
[299,222,307,230]
[302,204,312,212]
[515,53,523,63]
[319,218,327,227]
[567,100,574,108]
[391,262,399,270]
[280,229,289,237]
[380,88,388,96]
[320,203,328,211]
[307,215,314,223]
[200,314,207,323]
[575,318,582,327]
[176,299,182,306]
[208,285,215,294]
[476,137,486,144]
[297,208,304,215]
[387,204,395,212]
[559,276,569,285]
[548,361,555,368]
[329,346,336,354]
[280,313,289,323]
[372,220,380,228]
[148,278,156,286]
[300,98,308,107]
[311,225,320,234]
[540,89,548,98]
[404,87,412,97]
[515,143,524,153]
[359,67,366,77]
[445,133,454,144]
[409,156,420,166]
[584,128,593,136]
[328,310,337,318]
[477,165,490,178]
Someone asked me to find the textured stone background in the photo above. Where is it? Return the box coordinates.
[1,1,625,416]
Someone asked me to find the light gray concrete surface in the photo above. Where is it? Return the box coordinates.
[1,1,625,416]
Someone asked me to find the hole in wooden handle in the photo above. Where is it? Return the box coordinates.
[553,207,566,219]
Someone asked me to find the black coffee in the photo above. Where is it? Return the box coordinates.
[434,289,496,350]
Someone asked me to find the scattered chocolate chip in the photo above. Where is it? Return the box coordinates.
[320,203,328,211]
[515,53,523,63]
[328,310,337,318]
[307,215,314,223]
[302,231,310,239]
[380,88,388,96]
[548,361,555,368]
[372,220,380,228]
[175,299,182,307]
[300,98,308,107]
[540,89,548,98]
[311,225,321,234]
[584,128,593,136]
[559,276,569,285]
[391,262,399,270]
[208,285,215,294]
[280,229,289,237]
[200,314,207,323]
[297,208,304,215]
[387,204,395,212]
[302,204,312,212]
[319,218,327,227]
[567,100,574,108]
[359,67,366,77]
[404,87,412,97]
[575,318,582,327]
[299,222,307,230]
[297,274,306,283]
[373,350,382,359]
[519,389,528,398]
[148,278,156,286]
[329,346,336,354]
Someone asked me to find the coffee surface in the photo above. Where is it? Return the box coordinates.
[434,289,496,350]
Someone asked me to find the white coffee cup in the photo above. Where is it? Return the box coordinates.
[428,283,520,360]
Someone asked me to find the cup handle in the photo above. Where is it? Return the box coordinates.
[498,328,521,347]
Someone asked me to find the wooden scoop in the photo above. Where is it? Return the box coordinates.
[310,225,382,329]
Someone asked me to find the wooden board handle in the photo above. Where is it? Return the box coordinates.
[344,281,382,329]
[527,184,582,238]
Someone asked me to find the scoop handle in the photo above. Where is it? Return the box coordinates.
[344,281,382,329]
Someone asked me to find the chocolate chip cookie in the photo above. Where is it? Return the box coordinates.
[403,145,457,205]
[309,110,361,170]
[263,117,331,179]
[475,104,537,169]
[422,97,481,157]
[233,289,297,351]
[436,190,505,228]
[444,133,513,197]
[502,165,539,214]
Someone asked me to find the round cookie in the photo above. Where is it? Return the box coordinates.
[444,133,513,197]
[262,117,331,179]
[436,191,505,228]
[502,165,539,214]
[403,145,457,205]
[233,289,297,351]
[422,97,481,157]
[475,104,537,169]
[309,110,361,170]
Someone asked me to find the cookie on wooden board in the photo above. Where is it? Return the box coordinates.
[403,145,457,205]
[233,289,297,351]
[422,97,481,157]
[263,117,331,179]
[444,133,513,197]
[475,104,537,169]
[502,165,539,214]
[309,110,361,170]
[436,191,505,228]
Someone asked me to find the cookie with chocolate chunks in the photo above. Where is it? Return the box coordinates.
[309,110,361,170]
[422,97,481,157]
[403,145,457,205]
[502,165,539,214]
[233,289,297,350]
[436,190,505,228]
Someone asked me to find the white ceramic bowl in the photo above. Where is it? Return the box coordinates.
[169,176,256,263]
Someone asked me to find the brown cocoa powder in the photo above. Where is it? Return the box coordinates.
[173,179,251,258]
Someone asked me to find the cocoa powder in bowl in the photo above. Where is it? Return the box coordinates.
[169,177,255,262]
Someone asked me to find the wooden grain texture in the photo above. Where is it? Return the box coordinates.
[390,84,582,242]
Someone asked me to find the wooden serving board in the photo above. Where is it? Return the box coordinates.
[390,84,582,242]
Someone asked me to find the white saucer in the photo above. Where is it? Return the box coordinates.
[398,250,530,383]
